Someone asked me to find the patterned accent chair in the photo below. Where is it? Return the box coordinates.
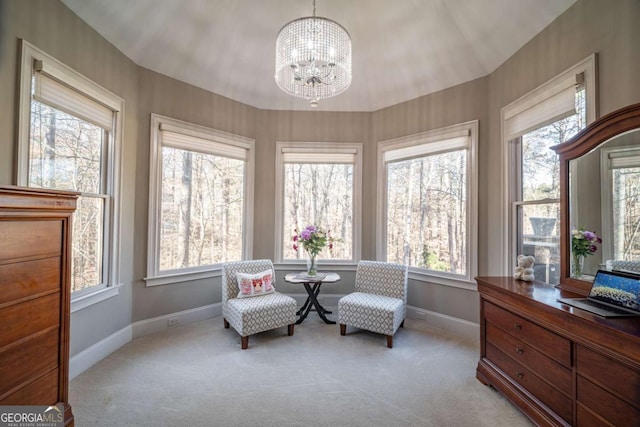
[606,260,640,273]
[222,260,297,349]
[338,261,408,348]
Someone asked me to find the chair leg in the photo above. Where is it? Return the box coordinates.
[288,324,295,336]
[386,335,393,348]
[340,324,346,336]
[223,318,230,329]
[241,336,249,350]
[400,320,405,328]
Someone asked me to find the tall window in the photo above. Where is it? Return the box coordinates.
[18,41,123,296]
[601,147,640,262]
[146,115,254,285]
[503,55,596,283]
[275,143,362,262]
[377,122,478,283]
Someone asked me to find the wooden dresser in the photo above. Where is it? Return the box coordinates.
[476,277,640,427]
[0,186,77,425]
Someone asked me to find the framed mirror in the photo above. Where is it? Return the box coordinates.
[552,103,640,295]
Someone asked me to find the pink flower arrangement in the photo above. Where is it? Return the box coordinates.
[292,225,335,256]
[571,227,602,257]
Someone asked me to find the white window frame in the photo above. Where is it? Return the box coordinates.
[16,40,124,311]
[600,145,640,262]
[376,121,478,289]
[274,142,362,266]
[500,55,597,275]
[145,114,255,286]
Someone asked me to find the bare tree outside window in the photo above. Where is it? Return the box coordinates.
[612,167,640,260]
[515,89,586,284]
[29,101,106,292]
[282,163,353,260]
[159,147,244,270]
[386,150,467,274]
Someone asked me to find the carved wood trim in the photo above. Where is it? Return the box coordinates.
[551,103,640,294]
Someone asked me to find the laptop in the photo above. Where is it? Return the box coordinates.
[557,269,640,318]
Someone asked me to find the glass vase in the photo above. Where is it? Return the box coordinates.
[306,254,318,276]
[572,253,584,279]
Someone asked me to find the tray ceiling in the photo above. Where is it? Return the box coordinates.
[61,0,576,111]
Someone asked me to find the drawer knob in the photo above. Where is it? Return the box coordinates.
[516,371,523,378]
[514,323,522,330]
[515,347,524,354]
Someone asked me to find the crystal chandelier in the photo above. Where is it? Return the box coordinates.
[275,0,352,107]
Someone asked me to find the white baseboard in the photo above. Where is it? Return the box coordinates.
[70,303,222,380]
[406,305,479,343]
[131,303,221,339]
[70,300,477,380]
[289,292,342,308]
[291,293,477,342]
[69,325,132,380]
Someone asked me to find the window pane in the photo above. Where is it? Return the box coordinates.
[282,163,353,260]
[521,116,580,201]
[160,146,244,271]
[515,88,586,281]
[521,90,585,201]
[30,99,107,292]
[613,167,640,260]
[72,196,104,292]
[517,203,560,285]
[29,100,103,194]
[386,150,467,275]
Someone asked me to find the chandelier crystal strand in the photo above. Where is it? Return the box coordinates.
[275,0,352,107]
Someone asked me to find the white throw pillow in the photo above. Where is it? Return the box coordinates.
[235,270,275,298]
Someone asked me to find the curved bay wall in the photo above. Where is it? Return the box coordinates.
[0,0,639,356]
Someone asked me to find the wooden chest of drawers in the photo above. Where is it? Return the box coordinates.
[575,345,640,425]
[0,186,77,426]
[476,277,640,427]
[485,302,573,423]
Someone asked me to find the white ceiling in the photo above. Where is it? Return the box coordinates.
[61,0,576,112]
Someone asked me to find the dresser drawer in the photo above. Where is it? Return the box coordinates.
[0,220,62,260]
[576,403,615,427]
[577,375,640,426]
[485,302,571,367]
[0,257,61,306]
[486,322,571,396]
[0,369,59,405]
[0,294,60,348]
[0,329,58,398]
[576,344,640,408]
[487,342,573,423]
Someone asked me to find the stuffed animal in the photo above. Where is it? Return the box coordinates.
[513,254,535,281]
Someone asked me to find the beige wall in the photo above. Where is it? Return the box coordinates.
[255,110,372,260]
[485,0,640,277]
[132,69,257,322]
[0,0,138,355]
[372,78,490,322]
[1,0,639,353]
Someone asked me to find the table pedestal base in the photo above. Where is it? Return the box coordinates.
[296,282,336,324]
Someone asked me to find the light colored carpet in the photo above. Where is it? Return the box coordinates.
[70,314,532,427]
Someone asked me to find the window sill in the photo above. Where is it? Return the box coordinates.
[275,261,358,272]
[408,268,477,291]
[71,283,123,313]
[144,268,222,287]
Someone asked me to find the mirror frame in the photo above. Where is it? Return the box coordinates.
[552,102,640,295]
